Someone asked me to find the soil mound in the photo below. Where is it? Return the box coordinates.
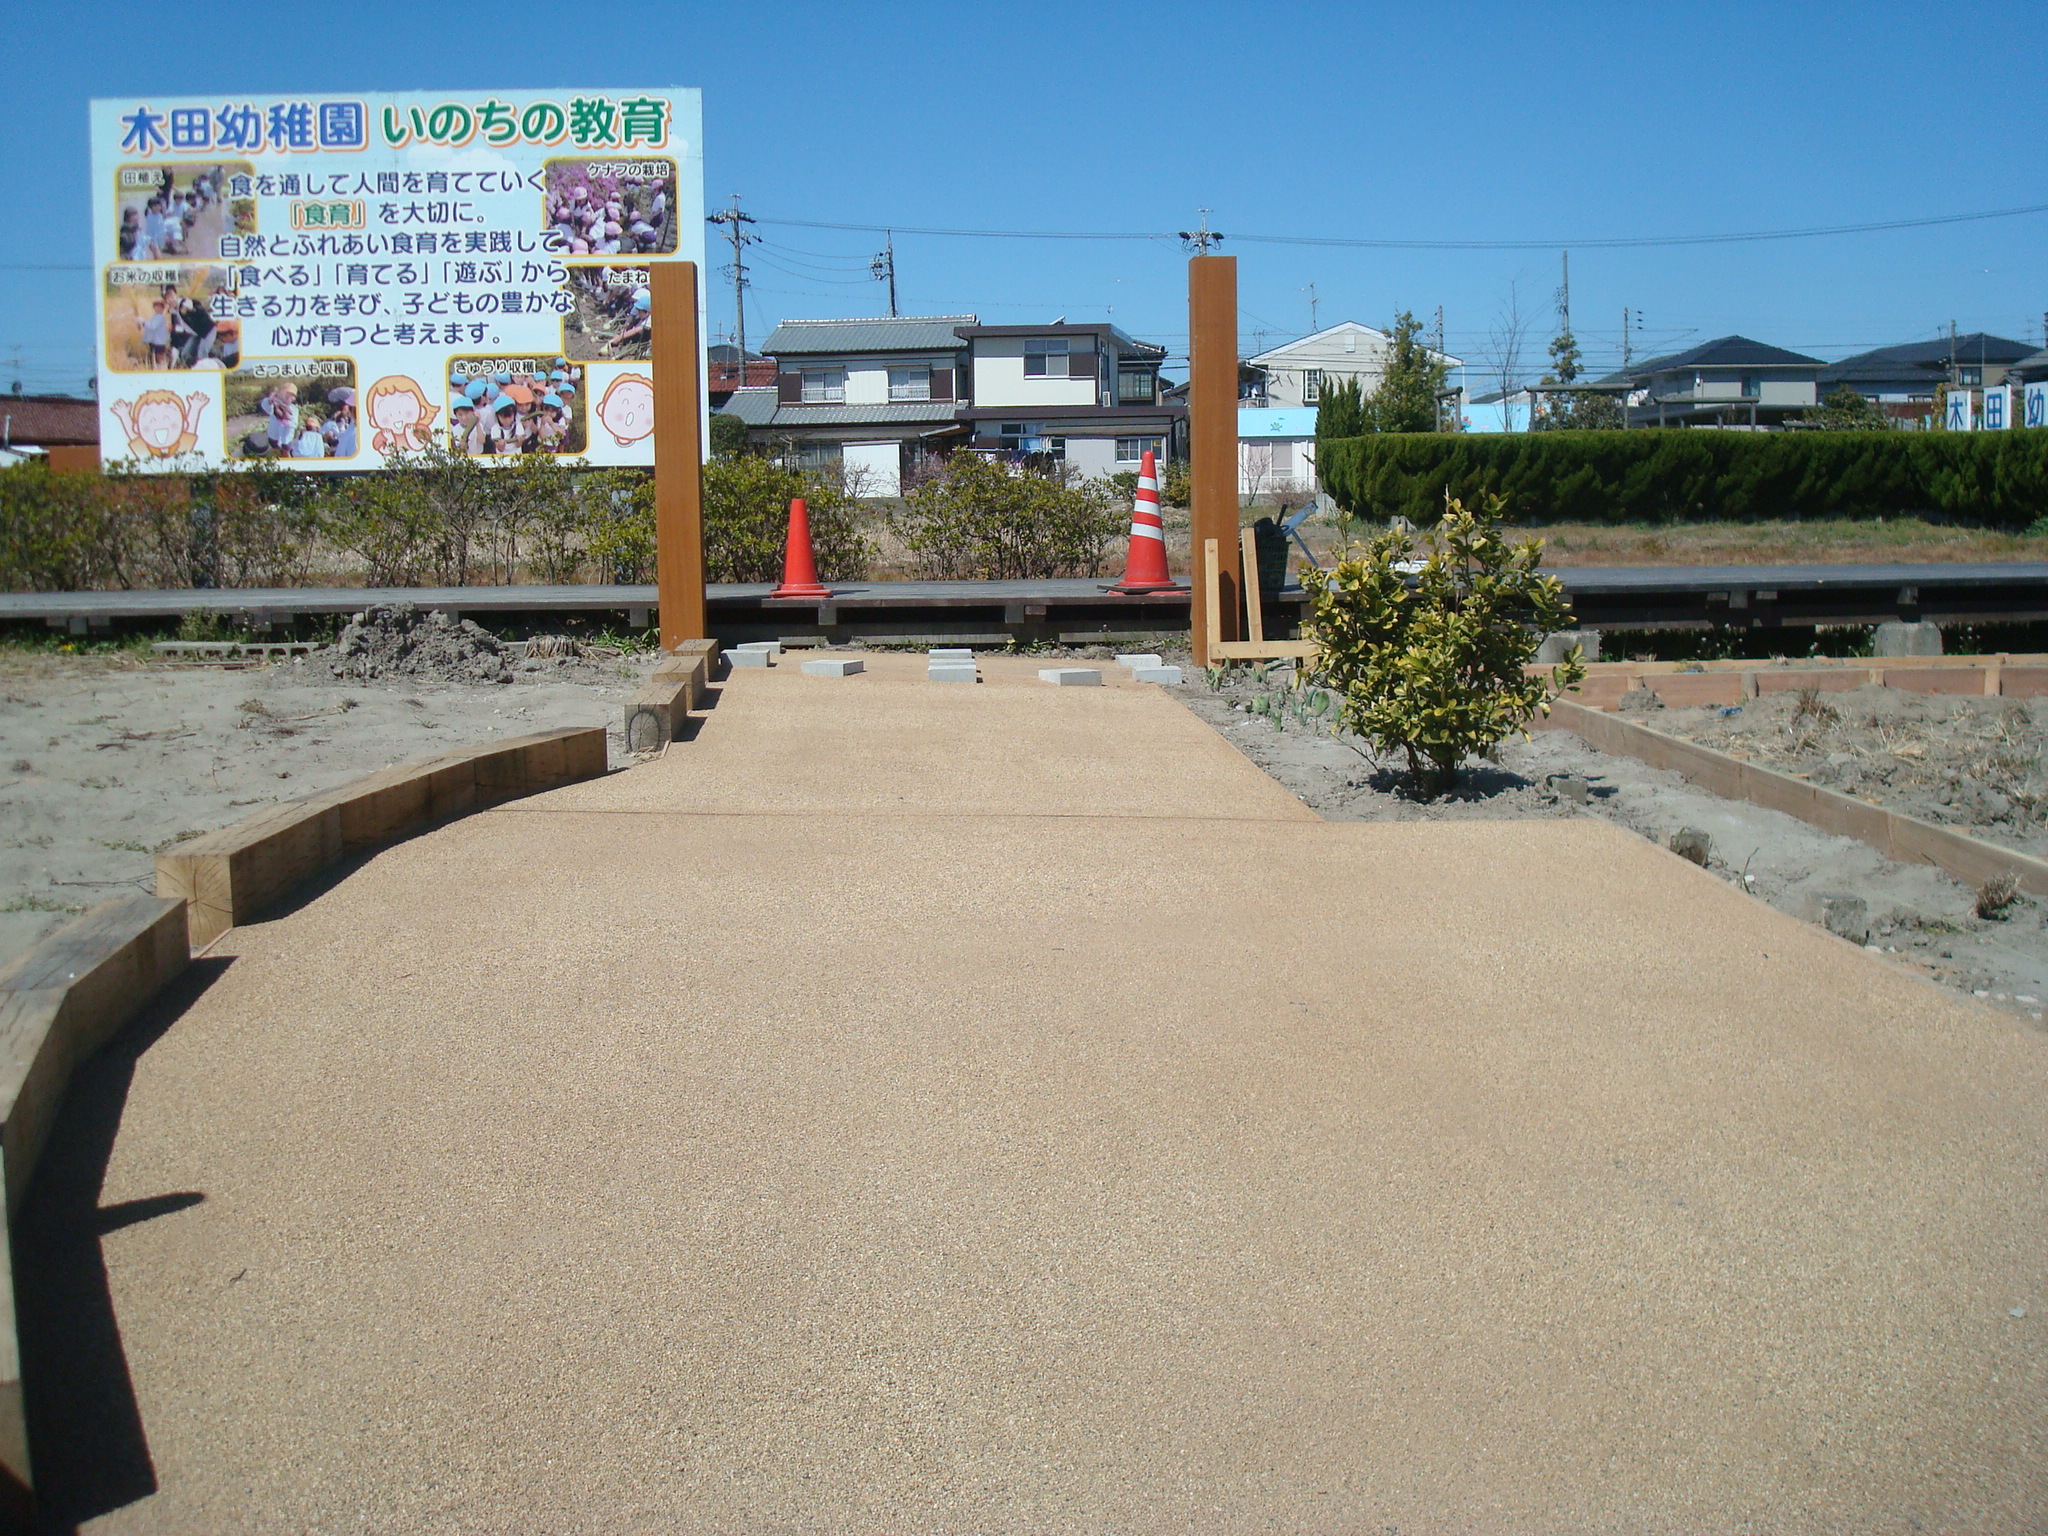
[324,604,512,685]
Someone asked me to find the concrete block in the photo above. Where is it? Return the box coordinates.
[732,640,782,657]
[929,663,979,683]
[728,648,773,668]
[1115,653,1164,668]
[1037,668,1102,687]
[1545,772,1591,805]
[1130,665,1183,685]
[1669,827,1712,866]
[928,648,975,660]
[800,657,865,678]
[1873,621,1942,657]
[1812,893,1870,943]
[1537,629,1602,664]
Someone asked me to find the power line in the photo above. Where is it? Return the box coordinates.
[757,198,2048,251]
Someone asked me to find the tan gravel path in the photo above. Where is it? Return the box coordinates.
[37,652,2048,1532]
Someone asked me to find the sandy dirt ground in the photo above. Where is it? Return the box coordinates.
[0,646,652,969]
[1648,683,2048,853]
[1177,664,2048,1028]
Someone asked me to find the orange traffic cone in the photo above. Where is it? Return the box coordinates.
[1109,450,1185,594]
[770,497,831,598]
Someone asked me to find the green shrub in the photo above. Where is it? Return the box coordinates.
[1318,429,2048,527]
[888,456,1124,579]
[1302,493,1584,798]
[703,456,870,582]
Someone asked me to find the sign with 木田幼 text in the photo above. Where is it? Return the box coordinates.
[90,89,701,471]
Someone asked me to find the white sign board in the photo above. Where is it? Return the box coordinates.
[90,89,703,470]
[2027,381,2048,431]
[1944,390,1974,432]
[1981,384,2012,431]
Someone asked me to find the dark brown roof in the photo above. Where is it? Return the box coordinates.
[1,395,98,447]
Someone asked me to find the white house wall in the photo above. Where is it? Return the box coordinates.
[844,366,890,406]
[970,337,1098,408]
[1059,436,1117,479]
[842,441,900,497]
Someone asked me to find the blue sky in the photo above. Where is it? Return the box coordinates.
[7,1,2044,396]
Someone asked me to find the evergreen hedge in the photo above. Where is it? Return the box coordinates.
[1315,430,2048,527]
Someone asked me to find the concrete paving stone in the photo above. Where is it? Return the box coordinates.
[798,657,865,678]
[1037,667,1102,686]
[733,640,782,655]
[1115,653,1165,668]
[928,648,975,660]
[728,648,773,668]
[1130,665,1183,685]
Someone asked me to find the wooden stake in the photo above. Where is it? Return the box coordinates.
[1188,255,1241,665]
[652,260,707,650]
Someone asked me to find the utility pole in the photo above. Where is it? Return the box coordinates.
[1432,304,1444,357]
[704,194,758,365]
[1305,282,1319,332]
[1621,307,1633,370]
[1556,251,1571,336]
[870,231,898,317]
[1177,209,1225,255]
[1948,318,1959,387]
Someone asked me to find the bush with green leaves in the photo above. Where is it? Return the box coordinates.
[1301,493,1585,798]
[701,455,870,582]
[888,455,1124,579]
[1318,427,2048,527]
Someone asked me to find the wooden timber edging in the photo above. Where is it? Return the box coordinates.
[1533,697,2048,896]
[0,893,193,1526]
[623,640,721,755]
[1532,654,2048,712]
[156,726,609,948]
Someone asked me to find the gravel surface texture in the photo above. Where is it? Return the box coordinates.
[19,653,2047,1533]
[1180,663,2048,1029]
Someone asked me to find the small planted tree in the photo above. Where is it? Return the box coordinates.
[1301,492,1586,797]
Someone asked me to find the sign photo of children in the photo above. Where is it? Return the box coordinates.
[103,265,241,372]
[562,265,653,360]
[446,357,588,457]
[543,159,677,257]
[224,359,358,461]
[115,162,256,261]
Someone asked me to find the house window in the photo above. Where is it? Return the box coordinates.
[1959,366,1982,386]
[888,365,931,401]
[1023,337,1069,377]
[1742,375,1759,398]
[1117,369,1155,404]
[1303,368,1322,403]
[792,441,841,473]
[800,368,845,403]
[1115,436,1162,464]
[999,422,1028,451]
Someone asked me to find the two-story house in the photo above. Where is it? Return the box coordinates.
[1587,336,1823,428]
[952,323,1183,477]
[737,315,1187,493]
[1817,333,2034,426]
[1243,322,1461,409]
[753,316,975,494]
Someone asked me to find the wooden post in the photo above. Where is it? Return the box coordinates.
[651,260,707,650]
[1189,255,1240,664]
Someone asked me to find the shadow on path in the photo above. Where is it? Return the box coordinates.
[15,957,228,1534]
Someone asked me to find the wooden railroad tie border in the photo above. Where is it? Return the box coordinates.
[623,639,721,755]
[0,893,194,1521]
[156,726,609,949]
[1533,697,2048,897]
